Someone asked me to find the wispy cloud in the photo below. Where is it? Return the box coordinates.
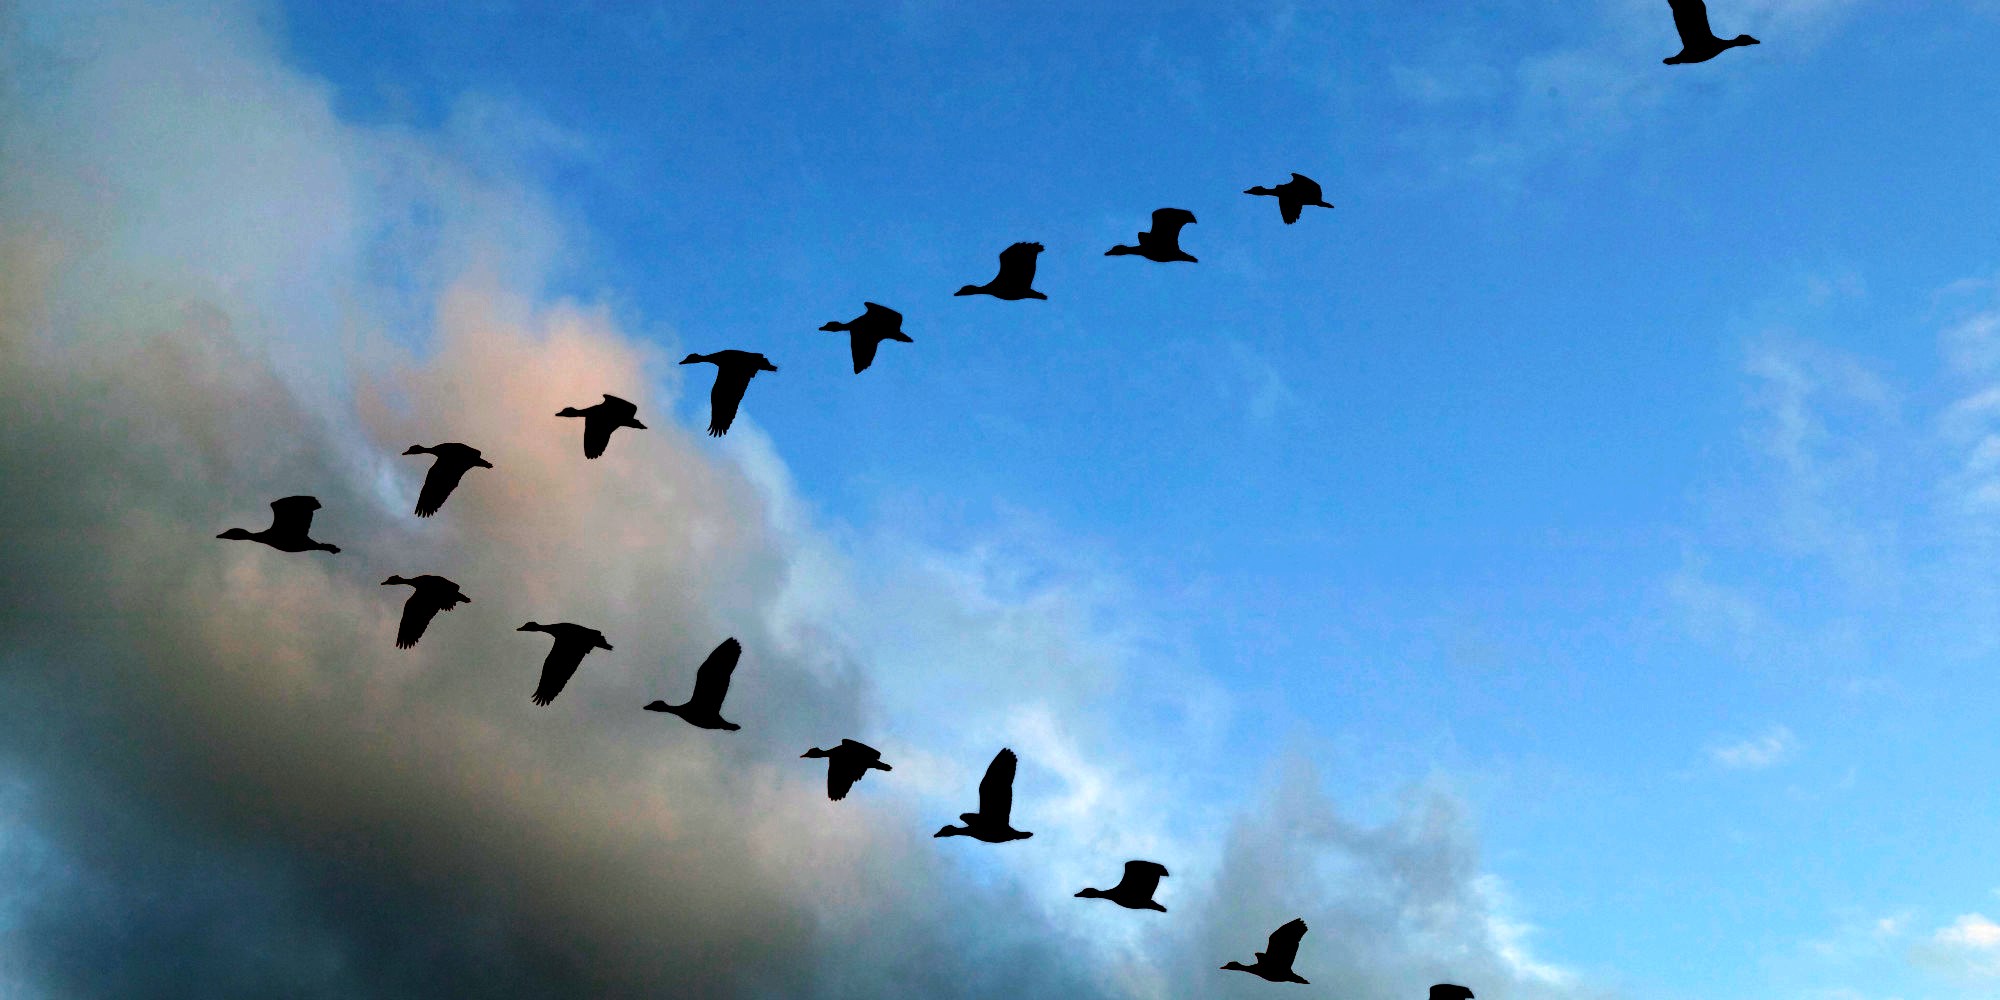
[1709,725,1799,769]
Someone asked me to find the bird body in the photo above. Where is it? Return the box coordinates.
[1077,860,1170,911]
[381,574,470,649]
[216,496,340,553]
[1664,0,1759,63]
[680,352,778,437]
[1106,208,1198,263]
[934,747,1032,842]
[956,242,1047,300]
[1245,173,1334,224]
[802,738,893,800]
[556,394,646,459]
[644,637,743,730]
[820,302,913,374]
[517,622,612,706]
[402,442,493,517]
[1430,985,1476,1000]
[1222,918,1311,984]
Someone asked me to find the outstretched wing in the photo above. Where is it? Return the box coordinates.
[581,415,614,459]
[1120,859,1168,895]
[688,637,741,712]
[268,495,320,535]
[997,242,1041,285]
[531,642,585,706]
[395,594,440,649]
[850,334,879,374]
[1280,198,1303,225]
[827,758,863,801]
[977,747,1018,822]
[1668,0,1715,44]
[1149,208,1193,241]
[1264,918,1308,967]
[708,370,752,436]
[414,462,469,517]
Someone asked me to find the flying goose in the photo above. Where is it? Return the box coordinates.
[516,622,612,706]
[1221,918,1311,984]
[1106,208,1198,263]
[820,303,913,374]
[801,739,893,800]
[402,443,493,517]
[1663,0,1758,64]
[1076,860,1170,912]
[955,242,1048,300]
[1245,173,1334,224]
[216,496,339,553]
[555,394,646,459]
[934,747,1032,842]
[380,574,470,649]
[644,637,743,730]
[680,351,778,437]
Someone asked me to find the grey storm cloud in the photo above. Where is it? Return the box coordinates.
[0,1,1598,998]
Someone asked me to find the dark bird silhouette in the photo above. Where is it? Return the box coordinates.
[1106,208,1198,263]
[680,351,778,437]
[1245,173,1334,224]
[955,242,1048,300]
[820,303,913,374]
[380,574,470,649]
[402,442,492,517]
[801,739,893,800]
[1663,0,1759,64]
[1431,985,1475,1000]
[516,622,611,706]
[555,394,646,459]
[934,747,1032,842]
[1076,860,1170,912]
[1221,918,1311,984]
[644,637,743,730]
[216,496,339,553]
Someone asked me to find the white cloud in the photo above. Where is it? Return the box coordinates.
[1709,725,1799,769]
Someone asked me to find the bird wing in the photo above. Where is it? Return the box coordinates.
[688,637,741,711]
[1264,918,1308,967]
[862,302,901,326]
[977,748,1017,821]
[1668,0,1716,43]
[827,758,862,801]
[707,369,752,436]
[997,242,1041,285]
[414,462,470,517]
[530,639,586,706]
[581,414,615,459]
[850,334,879,374]
[1120,859,1168,895]
[838,738,880,759]
[395,594,441,649]
[1280,198,1303,224]
[1149,208,1193,241]
[268,496,320,536]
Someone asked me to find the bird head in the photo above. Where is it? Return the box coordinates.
[953,284,981,296]
[1075,887,1104,899]
[401,445,429,456]
[517,622,543,632]
[1734,34,1760,46]
[1221,962,1250,972]
[474,456,495,468]
[818,321,844,331]
[642,701,669,712]
[932,825,961,838]
[215,528,254,541]
[801,747,828,759]
[555,407,582,417]
[381,575,408,586]
[679,353,706,365]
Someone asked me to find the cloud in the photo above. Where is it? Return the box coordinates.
[0,1,1586,997]
[1914,914,2000,980]
[1709,725,1799,769]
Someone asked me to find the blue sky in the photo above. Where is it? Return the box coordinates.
[10,0,2000,997]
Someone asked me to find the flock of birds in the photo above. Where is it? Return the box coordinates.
[210,1,1758,989]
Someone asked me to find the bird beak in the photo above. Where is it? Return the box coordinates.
[630,420,647,429]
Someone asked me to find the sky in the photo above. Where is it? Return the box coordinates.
[6,0,2000,997]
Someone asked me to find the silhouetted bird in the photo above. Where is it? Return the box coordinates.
[1431,985,1475,1000]
[402,442,492,517]
[820,303,913,374]
[1106,208,1198,263]
[1221,918,1311,984]
[1245,173,1334,225]
[216,496,339,553]
[934,747,1032,842]
[380,574,470,649]
[680,352,778,436]
[1663,0,1759,64]
[516,622,611,706]
[644,637,743,730]
[955,242,1047,300]
[802,739,893,800]
[1076,860,1170,912]
[556,394,646,459]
